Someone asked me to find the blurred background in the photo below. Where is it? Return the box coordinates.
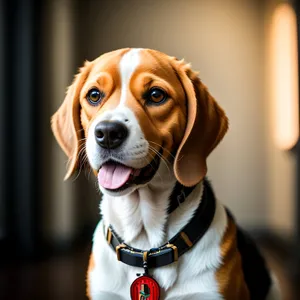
[0,0,300,299]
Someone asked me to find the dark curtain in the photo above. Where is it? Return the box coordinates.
[0,0,43,258]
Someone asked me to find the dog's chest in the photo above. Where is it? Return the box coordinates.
[89,194,228,299]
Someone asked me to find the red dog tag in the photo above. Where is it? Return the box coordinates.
[130,275,160,300]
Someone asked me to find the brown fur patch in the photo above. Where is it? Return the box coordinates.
[215,217,250,300]
[86,253,95,299]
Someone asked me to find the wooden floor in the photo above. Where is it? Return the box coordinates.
[0,242,297,300]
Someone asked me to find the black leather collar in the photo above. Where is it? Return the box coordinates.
[167,182,196,214]
[105,178,216,270]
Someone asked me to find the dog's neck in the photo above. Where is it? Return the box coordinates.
[100,166,204,249]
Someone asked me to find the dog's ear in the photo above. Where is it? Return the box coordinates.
[172,59,228,187]
[51,61,91,180]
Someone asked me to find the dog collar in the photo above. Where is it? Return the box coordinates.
[167,182,196,214]
[105,178,216,270]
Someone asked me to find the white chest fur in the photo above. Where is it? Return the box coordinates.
[89,181,228,300]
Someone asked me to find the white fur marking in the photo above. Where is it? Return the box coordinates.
[119,49,141,105]
[86,49,149,177]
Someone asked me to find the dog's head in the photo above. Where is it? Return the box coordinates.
[51,48,228,196]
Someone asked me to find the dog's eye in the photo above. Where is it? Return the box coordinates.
[146,87,167,105]
[87,88,104,105]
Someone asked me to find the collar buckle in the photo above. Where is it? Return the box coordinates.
[116,243,126,261]
[166,243,178,261]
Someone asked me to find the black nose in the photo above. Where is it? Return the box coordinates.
[94,121,128,149]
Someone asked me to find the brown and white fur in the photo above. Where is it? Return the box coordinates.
[51,48,281,300]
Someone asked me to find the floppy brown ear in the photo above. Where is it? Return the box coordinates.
[173,60,229,187]
[51,62,91,180]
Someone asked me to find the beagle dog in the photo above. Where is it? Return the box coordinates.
[51,48,281,300]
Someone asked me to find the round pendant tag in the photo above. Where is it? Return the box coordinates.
[130,275,160,300]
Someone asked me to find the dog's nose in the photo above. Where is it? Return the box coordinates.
[94,121,128,149]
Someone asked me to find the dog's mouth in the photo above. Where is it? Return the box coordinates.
[97,148,162,192]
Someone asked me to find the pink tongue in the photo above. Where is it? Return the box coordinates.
[98,163,133,189]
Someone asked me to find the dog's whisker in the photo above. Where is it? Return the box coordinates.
[84,162,92,179]
[78,137,87,143]
[78,147,86,158]
[73,157,86,181]
[148,146,174,180]
[76,128,85,133]
[87,168,93,180]
[72,165,83,182]
[148,145,172,179]
[146,152,164,183]
[148,141,175,159]
[148,148,170,178]
[81,155,88,167]
[71,144,89,182]
[149,147,168,172]
[149,145,170,167]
